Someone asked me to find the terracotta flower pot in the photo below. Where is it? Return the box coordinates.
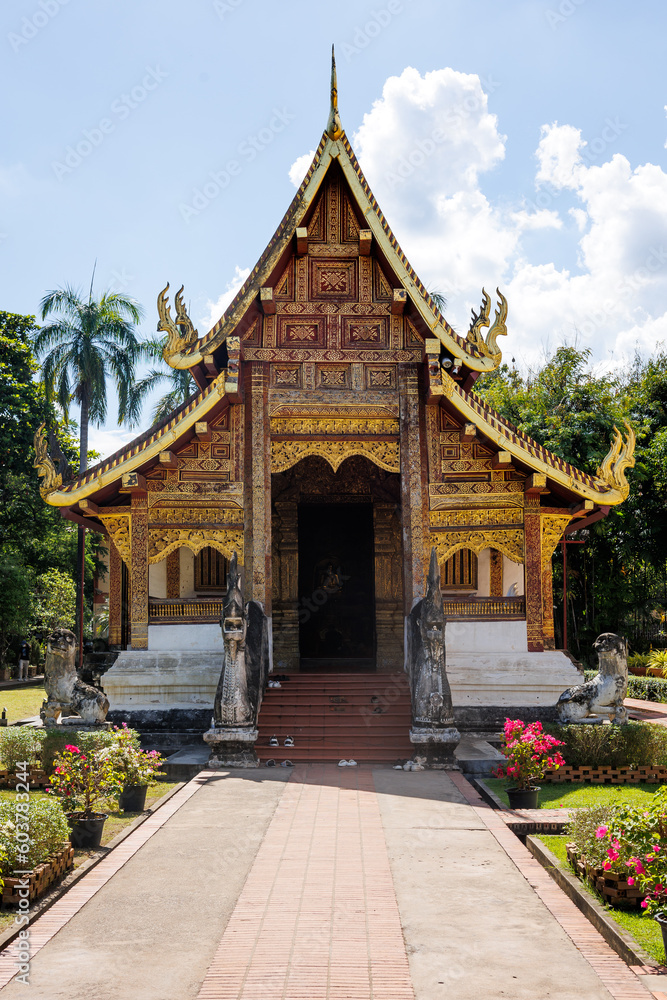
[66,813,108,849]
[506,786,540,810]
[118,784,148,813]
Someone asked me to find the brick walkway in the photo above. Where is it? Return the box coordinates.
[197,764,414,1000]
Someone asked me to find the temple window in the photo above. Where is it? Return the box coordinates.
[441,549,478,591]
[195,547,227,592]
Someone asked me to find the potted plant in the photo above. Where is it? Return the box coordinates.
[495,718,565,810]
[110,724,165,813]
[47,743,123,848]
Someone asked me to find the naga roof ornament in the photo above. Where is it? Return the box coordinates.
[157,283,199,363]
[33,423,62,497]
[467,288,508,364]
[594,420,636,500]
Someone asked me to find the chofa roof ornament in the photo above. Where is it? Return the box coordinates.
[33,423,62,497]
[466,287,508,364]
[326,45,343,141]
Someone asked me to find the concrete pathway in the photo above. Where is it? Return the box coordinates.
[0,766,658,999]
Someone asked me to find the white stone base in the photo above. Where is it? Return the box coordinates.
[104,651,220,713]
[147,624,223,652]
[448,651,582,707]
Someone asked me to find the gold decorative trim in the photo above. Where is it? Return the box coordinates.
[270,417,399,436]
[148,528,244,564]
[541,514,572,573]
[271,439,400,474]
[148,507,243,526]
[430,508,523,528]
[429,528,524,566]
[99,514,131,567]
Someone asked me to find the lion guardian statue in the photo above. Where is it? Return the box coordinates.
[42,628,109,727]
[557,632,628,725]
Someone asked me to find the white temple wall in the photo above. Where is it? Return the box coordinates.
[180,549,196,598]
[503,556,524,596]
[148,623,223,652]
[476,549,490,595]
[148,560,167,599]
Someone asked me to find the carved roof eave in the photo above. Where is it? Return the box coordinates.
[436,374,631,506]
[164,131,498,374]
[42,372,229,507]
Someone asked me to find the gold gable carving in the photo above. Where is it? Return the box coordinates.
[541,514,572,573]
[271,439,400,474]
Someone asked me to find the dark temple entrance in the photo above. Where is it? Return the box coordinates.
[297,503,376,671]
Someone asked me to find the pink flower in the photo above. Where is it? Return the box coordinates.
[654,845,661,853]
[611,839,620,849]
[607,849,620,862]
[64,745,80,753]
[656,884,665,894]
[595,826,608,839]
[634,861,646,875]
[603,861,611,871]
[641,899,649,909]
[627,877,635,886]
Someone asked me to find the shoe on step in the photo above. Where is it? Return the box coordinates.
[392,764,403,770]
[346,759,358,767]
[280,760,294,767]
[284,736,294,747]
[269,735,279,747]
[266,759,276,767]
[338,759,348,767]
[403,761,414,771]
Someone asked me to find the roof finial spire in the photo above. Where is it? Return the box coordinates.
[326,44,343,140]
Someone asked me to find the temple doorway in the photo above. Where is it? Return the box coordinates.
[297,502,376,671]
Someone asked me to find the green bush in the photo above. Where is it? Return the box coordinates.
[41,728,117,775]
[0,727,45,772]
[627,676,667,703]
[0,797,70,874]
[546,721,667,768]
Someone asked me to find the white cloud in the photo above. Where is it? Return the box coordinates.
[284,67,667,369]
[289,150,315,188]
[88,427,137,463]
[201,265,251,331]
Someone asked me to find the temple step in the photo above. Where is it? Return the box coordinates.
[255,671,413,762]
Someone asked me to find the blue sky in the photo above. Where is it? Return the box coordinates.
[2,0,666,457]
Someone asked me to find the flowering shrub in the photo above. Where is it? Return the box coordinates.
[495,718,565,790]
[0,727,46,773]
[47,744,124,818]
[109,724,165,787]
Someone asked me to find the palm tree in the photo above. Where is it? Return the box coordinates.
[131,336,197,424]
[34,281,145,660]
[35,284,145,474]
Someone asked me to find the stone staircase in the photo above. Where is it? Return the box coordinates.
[255,672,414,763]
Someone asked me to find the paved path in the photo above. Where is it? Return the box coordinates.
[0,766,659,999]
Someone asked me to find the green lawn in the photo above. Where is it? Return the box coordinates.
[538,834,665,964]
[0,684,45,725]
[0,780,180,932]
[484,777,664,809]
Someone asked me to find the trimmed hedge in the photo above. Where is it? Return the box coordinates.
[40,728,116,775]
[546,721,667,769]
[583,669,667,703]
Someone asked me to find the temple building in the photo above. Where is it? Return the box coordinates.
[35,57,634,737]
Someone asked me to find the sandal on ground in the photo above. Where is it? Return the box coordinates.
[269,735,279,747]
[280,760,294,767]
[266,759,276,767]
[338,759,348,767]
[346,759,358,767]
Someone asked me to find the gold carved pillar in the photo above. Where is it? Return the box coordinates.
[166,549,180,599]
[489,549,503,597]
[374,503,404,671]
[130,491,149,650]
[244,362,272,612]
[108,539,122,647]
[272,502,299,670]
[399,365,428,613]
[523,496,543,652]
